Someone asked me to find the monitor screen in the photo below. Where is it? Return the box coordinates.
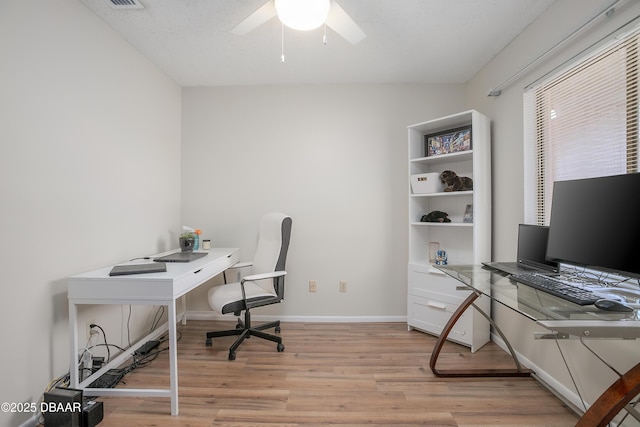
[546,173,640,279]
[517,224,557,271]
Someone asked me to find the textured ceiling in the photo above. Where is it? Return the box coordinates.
[79,0,556,87]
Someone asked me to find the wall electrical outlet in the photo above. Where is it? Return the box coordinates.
[339,280,347,292]
[86,321,97,339]
[309,280,317,292]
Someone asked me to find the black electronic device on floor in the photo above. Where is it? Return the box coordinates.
[43,387,104,427]
[82,400,104,427]
[43,387,83,427]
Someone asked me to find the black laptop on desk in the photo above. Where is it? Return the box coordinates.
[153,251,208,263]
[483,224,558,275]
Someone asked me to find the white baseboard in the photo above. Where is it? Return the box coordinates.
[186,311,407,324]
[490,332,586,416]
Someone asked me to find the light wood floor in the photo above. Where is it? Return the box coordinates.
[96,321,579,426]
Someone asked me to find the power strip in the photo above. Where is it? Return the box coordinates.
[135,340,160,355]
[91,356,105,373]
[88,369,123,390]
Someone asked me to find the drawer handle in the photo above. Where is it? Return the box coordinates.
[427,301,447,310]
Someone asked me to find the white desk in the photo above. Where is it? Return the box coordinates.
[68,248,240,415]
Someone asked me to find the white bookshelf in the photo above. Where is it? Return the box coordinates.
[407,110,491,352]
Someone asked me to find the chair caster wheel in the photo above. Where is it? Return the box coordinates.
[235,323,243,330]
[228,352,236,360]
[277,343,285,352]
[205,338,212,347]
[275,326,281,333]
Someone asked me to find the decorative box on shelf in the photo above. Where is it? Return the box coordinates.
[410,173,443,194]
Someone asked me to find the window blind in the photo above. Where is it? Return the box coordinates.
[524,25,640,225]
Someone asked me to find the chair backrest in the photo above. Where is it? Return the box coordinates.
[252,213,292,296]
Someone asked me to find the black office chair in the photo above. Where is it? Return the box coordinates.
[205,212,292,360]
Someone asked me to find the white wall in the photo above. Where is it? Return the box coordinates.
[467,0,640,414]
[180,84,466,318]
[0,1,181,426]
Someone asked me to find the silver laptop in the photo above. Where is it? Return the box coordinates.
[109,262,167,276]
[153,251,208,263]
[482,224,558,275]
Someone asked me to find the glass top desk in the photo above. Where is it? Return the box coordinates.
[434,264,640,427]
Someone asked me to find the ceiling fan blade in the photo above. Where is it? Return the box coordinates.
[231,0,277,35]
[325,0,366,45]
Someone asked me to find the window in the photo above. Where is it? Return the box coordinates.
[523,26,640,225]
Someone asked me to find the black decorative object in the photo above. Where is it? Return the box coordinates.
[421,211,451,223]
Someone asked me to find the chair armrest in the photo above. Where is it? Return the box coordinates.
[228,261,253,270]
[222,261,253,284]
[238,271,287,307]
[241,271,287,283]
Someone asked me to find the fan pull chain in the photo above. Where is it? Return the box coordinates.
[323,24,327,45]
[281,23,285,63]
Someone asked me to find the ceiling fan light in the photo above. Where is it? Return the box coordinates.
[275,0,331,31]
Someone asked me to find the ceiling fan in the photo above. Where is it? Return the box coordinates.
[232,0,366,45]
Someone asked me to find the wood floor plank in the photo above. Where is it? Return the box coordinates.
[95,321,579,426]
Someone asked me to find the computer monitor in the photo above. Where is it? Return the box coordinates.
[546,172,640,279]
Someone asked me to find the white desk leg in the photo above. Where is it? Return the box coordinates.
[69,301,79,388]
[168,301,179,415]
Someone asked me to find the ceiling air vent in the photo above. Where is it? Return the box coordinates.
[107,0,144,9]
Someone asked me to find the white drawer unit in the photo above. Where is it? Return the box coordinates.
[408,295,474,344]
[407,263,489,352]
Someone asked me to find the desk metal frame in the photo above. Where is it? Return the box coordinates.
[68,248,239,415]
[430,287,531,378]
[435,265,640,426]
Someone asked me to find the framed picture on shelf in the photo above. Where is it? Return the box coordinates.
[425,125,472,157]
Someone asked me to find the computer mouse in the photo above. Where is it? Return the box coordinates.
[594,299,634,312]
